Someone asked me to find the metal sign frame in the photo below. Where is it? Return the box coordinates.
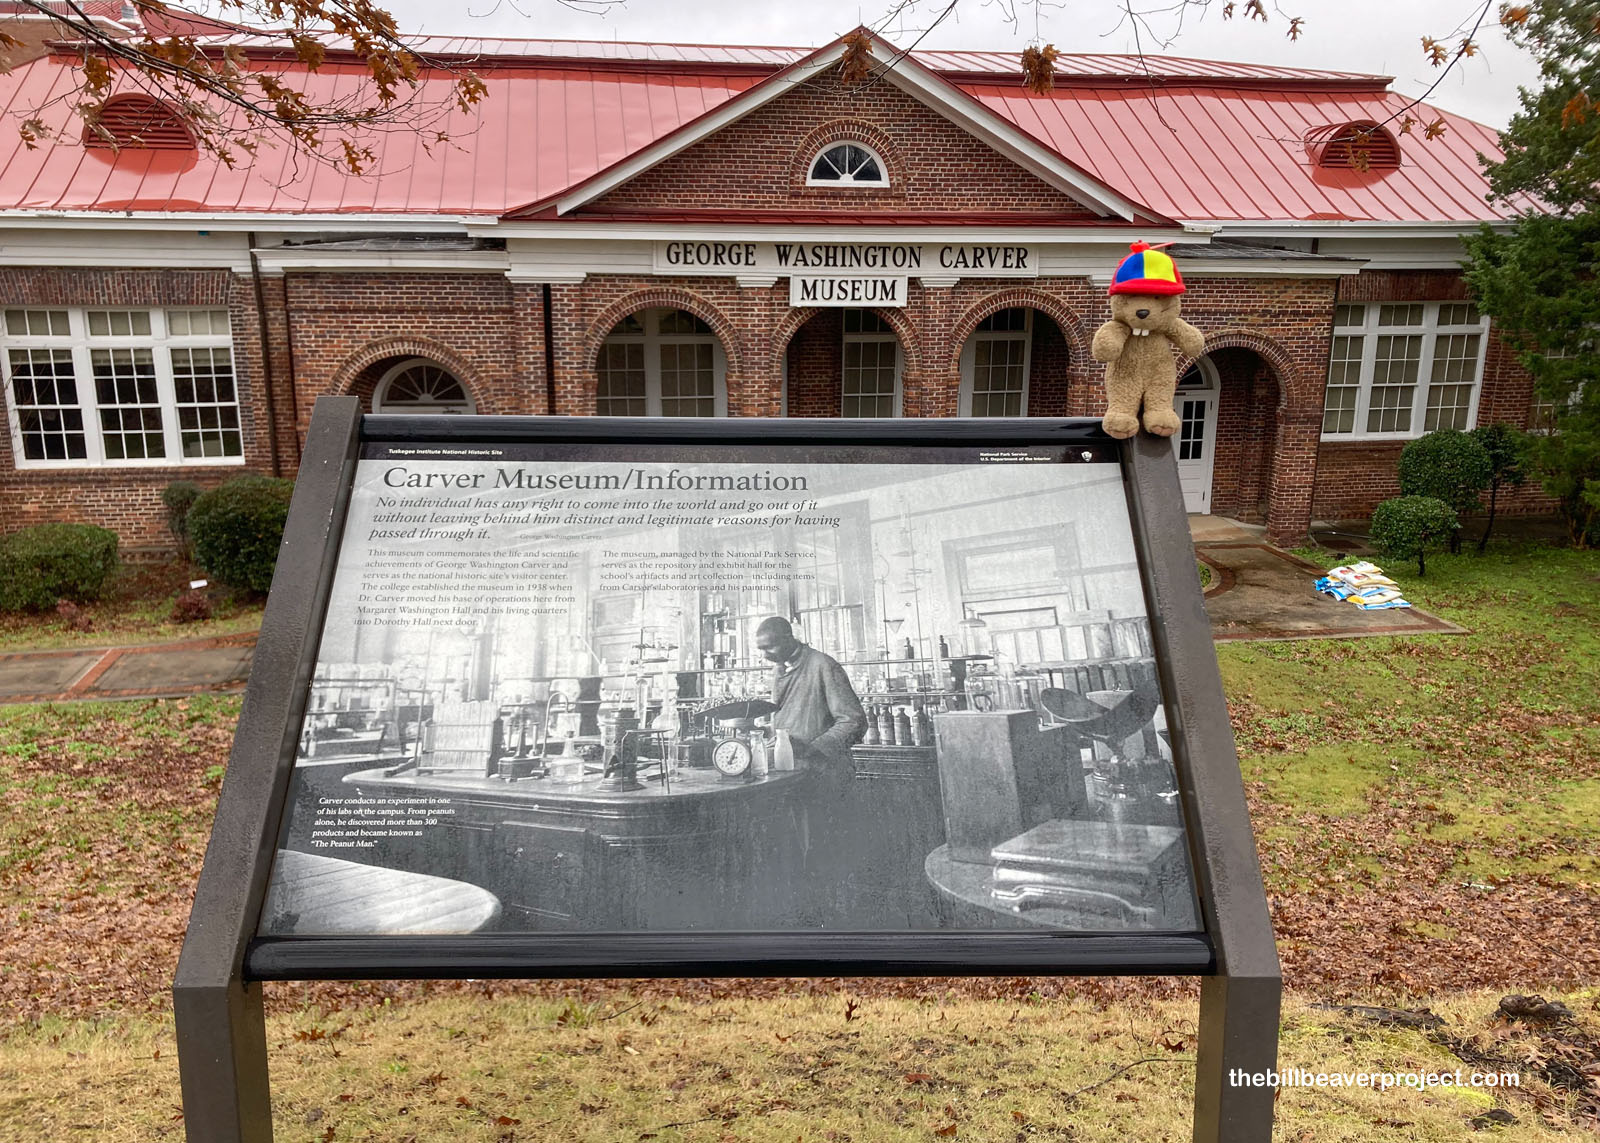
[174,396,1279,1141]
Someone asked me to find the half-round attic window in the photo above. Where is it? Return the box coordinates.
[807,142,888,186]
[373,359,474,414]
[82,95,196,151]
[1304,121,1400,172]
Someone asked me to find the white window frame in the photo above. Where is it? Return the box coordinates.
[372,358,476,414]
[958,309,1033,417]
[1321,301,1490,442]
[2,306,242,470]
[596,307,728,418]
[805,141,890,187]
[1528,346,1591,435]
[841,309,902,417]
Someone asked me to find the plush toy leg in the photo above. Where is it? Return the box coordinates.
[1102,408,1141,439]
[1141,373,1181,437]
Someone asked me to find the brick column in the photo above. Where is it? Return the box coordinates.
[1265,406,1321,546]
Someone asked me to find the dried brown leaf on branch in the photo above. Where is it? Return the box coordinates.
[1562,92,1593,129]
[839,31,874,86]
[1020,43,1060,94]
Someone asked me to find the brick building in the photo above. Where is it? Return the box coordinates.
[0,22,1548,550]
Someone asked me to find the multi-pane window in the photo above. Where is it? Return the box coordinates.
[842,308,900,417]
[3,307,240,467]
[806,142,887,186]
[596,308,724,417]
[962,308,1031,417]
[1322,301,1488,439]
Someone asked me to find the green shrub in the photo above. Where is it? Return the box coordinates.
[188,475,295,594]
[1370,496,1459,576]
[161,480,205,556]
[1398,429,1493,553]
[1469,423,1529,551]
[0,523,120,611]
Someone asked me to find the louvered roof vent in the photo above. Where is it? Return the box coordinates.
[1304,120,1400,172]
[82,95,196,152]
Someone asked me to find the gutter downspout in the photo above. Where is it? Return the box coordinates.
[279,272,303,467]
[246,231,281,477]
[542,282,557,415]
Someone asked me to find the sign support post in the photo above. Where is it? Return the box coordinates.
[1123,432,1282,1139]
[173,398,363,1143]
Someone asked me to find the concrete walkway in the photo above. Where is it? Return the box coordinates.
[1192,516,1464,643]
[0,517,1465,704]
[0,632,256,704]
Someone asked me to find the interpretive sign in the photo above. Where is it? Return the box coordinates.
[175,401,1279,1143]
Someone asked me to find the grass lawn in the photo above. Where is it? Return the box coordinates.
[0,541,1596,1138]
[0,560,263,652]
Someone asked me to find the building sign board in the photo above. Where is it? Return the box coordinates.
[655,241,1039,279]
[174,405,1280,1143]
[788,276,908,306]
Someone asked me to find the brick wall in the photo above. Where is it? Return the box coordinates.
[1209,347,1280,522]
[548,271,1332,543]
[785,309,843,416]
[280,272,538,428]
[0,268,270,549]
[584,66,1096,218]
[2,260,1556,552]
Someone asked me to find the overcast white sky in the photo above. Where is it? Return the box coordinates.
[369,0,1539,129]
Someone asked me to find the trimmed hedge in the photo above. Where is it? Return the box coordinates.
[0,523,120,612]
[1370,495,1459,577]
[162,480,205,555]
[188,475,295,594]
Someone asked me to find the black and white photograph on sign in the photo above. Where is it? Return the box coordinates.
[260,446,1200,938]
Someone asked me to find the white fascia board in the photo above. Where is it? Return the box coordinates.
[1184,260,1366,277]
[0,211,486,233]
[485,222,1198,244]
[253,250,510,273]
[552,50,846,216]
[1195,219,1509,239]
[873,59,1140,222]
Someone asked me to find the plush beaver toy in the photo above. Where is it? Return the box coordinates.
[1091,241,1205,439]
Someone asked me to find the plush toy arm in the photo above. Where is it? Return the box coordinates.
[1171,319,1206,359]
[1091,320,1130,363]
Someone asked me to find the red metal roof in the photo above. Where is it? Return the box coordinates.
[961,83,1523,223]
[0,56,759,214]
[0,33,1517,224]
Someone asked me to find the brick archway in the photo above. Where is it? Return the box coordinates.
[332,336,486,411]
[580,287,744,384]
[1177,329,1297,409]
[776,304,923,418]
[942,288,1095,418]
[1177,329,1316,545]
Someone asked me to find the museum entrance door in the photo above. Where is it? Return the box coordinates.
[1175,359,1219,514]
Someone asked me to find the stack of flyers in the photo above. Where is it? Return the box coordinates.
[1326,562,1398,588]
[1314,576,1356,601]
[1349,586,1412,610]
[1313,561,1414,610]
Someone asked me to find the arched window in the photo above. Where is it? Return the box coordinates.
[372,359,474,414]
[597,308,727,417]
[841,309,901,417]
[807,142,888,187]
[959,308,1033,417]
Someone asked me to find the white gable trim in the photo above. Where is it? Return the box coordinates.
[549,34,1144,223]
